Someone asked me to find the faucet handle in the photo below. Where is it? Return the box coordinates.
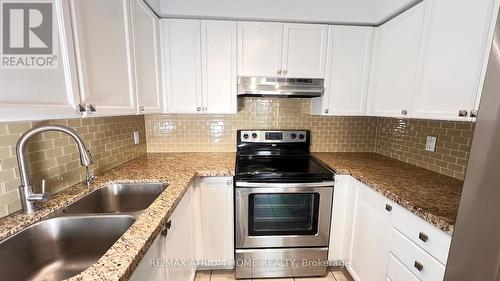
[39,179,50,202]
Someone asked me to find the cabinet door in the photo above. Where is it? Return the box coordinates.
[196,177,234,269]
[161,19,202,113]
[282,23,329,78]
[131,0,162,114]
[237,22,283,77]
[367,3,425,118]
[0,0,80,122]
[329,176,357,262]
[326,26,373,115]
[130,234,166,281]
[411,0,496,121]
[165,186,196,281]
[201,21,237,114]
[349,181,392,281]
[70,0,136,116]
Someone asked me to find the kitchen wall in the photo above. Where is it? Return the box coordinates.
[0,115,146,218]
[146,98,475,180]
[375,118,474,180]
[146,98,377,153]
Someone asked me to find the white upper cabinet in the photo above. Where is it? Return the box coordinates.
[367,3,425,118]
[131,0,163,114]
[161,19,202,113]
[161,19,237,114]
[411,0,497,121]
[238,22,283,77]
[311,25,373,116]
[70,0,137,116]
[0,0,80,122]
[238,22,328,78]
[201,21,237,114]
[282,23,329,78]
[281,22,328,79]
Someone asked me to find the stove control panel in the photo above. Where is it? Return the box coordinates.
[239,130,307,143]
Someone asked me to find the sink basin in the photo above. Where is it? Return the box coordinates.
[63,183,167,215]
[0,215,136,281]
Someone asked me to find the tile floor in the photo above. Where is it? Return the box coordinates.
[194,267,354,281]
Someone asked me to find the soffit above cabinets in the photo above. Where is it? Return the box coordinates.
[145,0,421,26]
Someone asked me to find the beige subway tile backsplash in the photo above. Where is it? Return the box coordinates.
[0,115,146,218]
[146,98,474,181]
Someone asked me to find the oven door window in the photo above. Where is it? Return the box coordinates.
[248,193,320,236]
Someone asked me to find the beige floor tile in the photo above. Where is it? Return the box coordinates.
[330,269,353,281]
[254,278,293,281]
[295,271,336,281]
[210,270,241,281]
[195,270,211,281]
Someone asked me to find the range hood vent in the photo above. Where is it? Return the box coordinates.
[237,76,324,98]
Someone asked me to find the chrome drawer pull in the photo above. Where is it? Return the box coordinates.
[385,204,392,212]
[414,261,424,272]
[419,232,429,242]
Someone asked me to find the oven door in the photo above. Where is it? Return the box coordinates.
[235,181,334,249]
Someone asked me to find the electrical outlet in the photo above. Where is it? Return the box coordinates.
[426,136,437,152]
[133,131,140,145]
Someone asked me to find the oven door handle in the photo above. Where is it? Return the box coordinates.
[235,181,334,188]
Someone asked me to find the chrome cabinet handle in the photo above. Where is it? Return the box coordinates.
[470,110,478,118]
[78,104,86,113]
[226,179,233,185]
[203,107,208,112]
[139,105,145,112]
[418,232,429,242]
[283,69,288,75]
[324,109,329,114]
[277,69,282,74]
[161,220,172,237]
[197,107,202,112]
[458,109,468,117]
[385,204,392,212]
[401,109,408,115]
[414,261,424,272]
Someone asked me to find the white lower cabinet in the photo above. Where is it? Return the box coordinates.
[130,184,196,281]
[341,178,451,281]
[329,176,357,262]
[130,234,166,281]
[194,177,234,269]
[131,177,234,280]
[348,179,393,281]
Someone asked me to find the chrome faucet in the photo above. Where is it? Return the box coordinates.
[16,125,93,213]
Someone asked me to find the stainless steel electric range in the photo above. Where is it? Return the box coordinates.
[234,130,335,279]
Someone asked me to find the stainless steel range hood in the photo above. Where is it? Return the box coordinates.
[237,76,324,98]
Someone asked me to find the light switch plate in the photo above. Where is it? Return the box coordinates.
[426,136,437,152]
[133,131,140,145]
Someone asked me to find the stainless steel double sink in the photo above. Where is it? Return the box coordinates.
[0,182,167,281]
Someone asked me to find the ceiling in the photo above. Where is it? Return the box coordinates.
[145,0,421,26]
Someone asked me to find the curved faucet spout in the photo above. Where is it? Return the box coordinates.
[16,125,93,213]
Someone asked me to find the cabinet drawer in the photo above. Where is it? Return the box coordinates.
[392,205,451,263]
[387,254,420,281]
[391,229,445,281]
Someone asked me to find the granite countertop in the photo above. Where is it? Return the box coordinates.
[0,152,462,280]
[313,152,462,235]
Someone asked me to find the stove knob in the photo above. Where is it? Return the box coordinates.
[251,133,258,139]
[243,133,249,139]
[298,134,305,140]
[290,133,297,139]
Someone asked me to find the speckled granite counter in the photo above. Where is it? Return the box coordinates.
[0,153,236,281]
[0,152,461,280]
[313,152,462,235]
